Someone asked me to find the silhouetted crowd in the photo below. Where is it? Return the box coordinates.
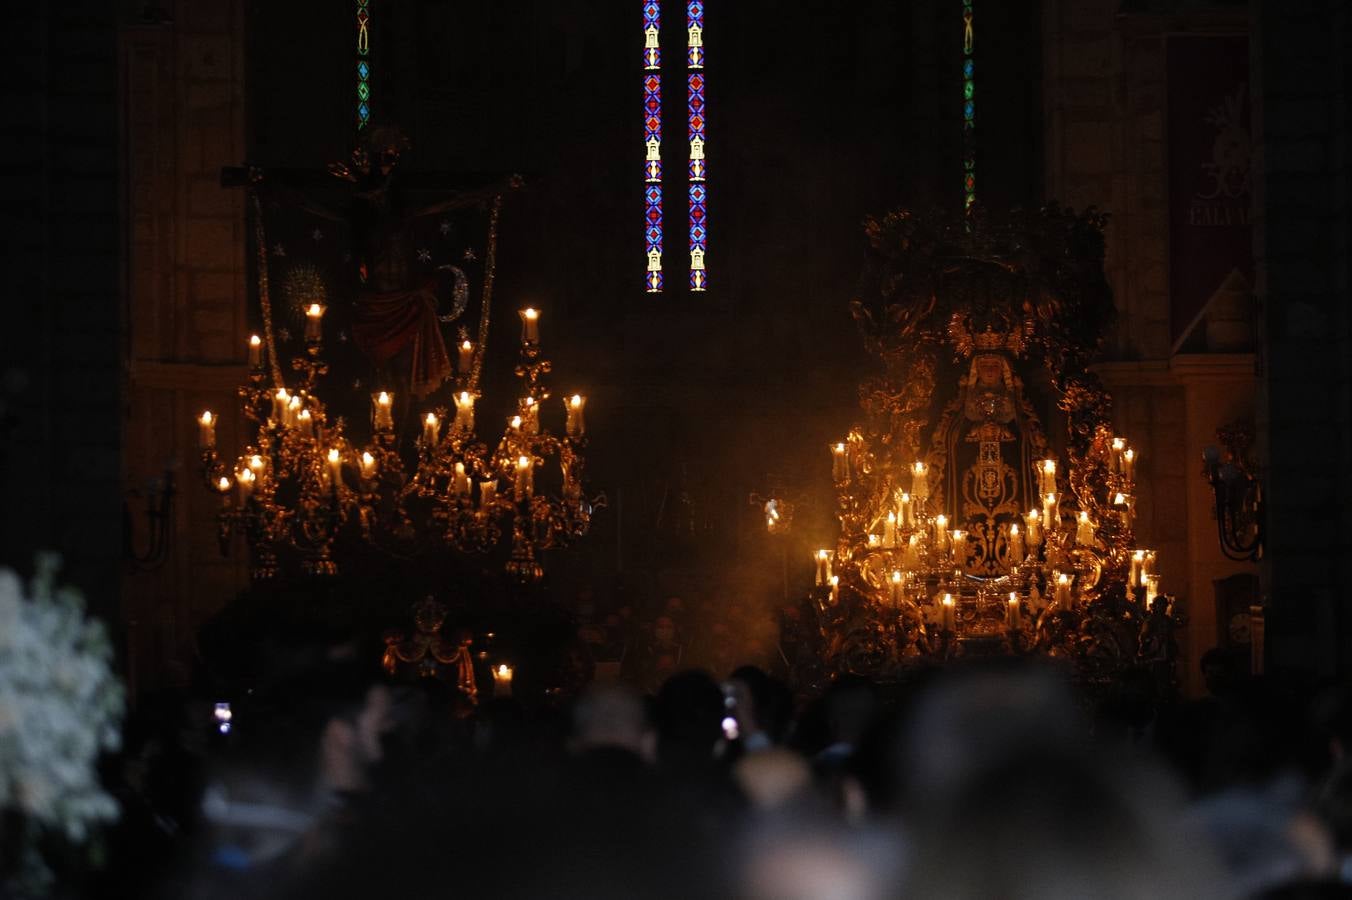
[87,642,1352,900]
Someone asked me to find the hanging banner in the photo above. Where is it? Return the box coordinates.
[1166,35,1252,345]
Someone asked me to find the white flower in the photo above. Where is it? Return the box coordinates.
[0,560,124,844]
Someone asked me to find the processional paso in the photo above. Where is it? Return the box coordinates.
[803,206,1183,689]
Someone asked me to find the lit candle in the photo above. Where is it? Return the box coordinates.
[1009,522,1024,560]
[1123,448,1136,482]
[1144,574,1160,607]
[248,334,263,370]
[1130,550,1145,589]
[1040,458,1058,496]
[1043,493,1059,531]
[519,307,541,343]
[515,455,534,500]
[829,575,840,604]
[521,397,539,434]
[884,511,897,548]
[236,467,255,504]
[565,394,587,437]
[458,339,474,373]
[452,461,470,497]
[904,534,920,568]
[198,411,216,450]
[1076,510,1096,546]
[492,663,514,697]
[273,388,291,425]
[831,442,848,481]
[899,491,913,528]
[890,570,902,609]
[326,447,343,488]
[1007,592,1022,630]
[1025,509,1041,547]
[1055,572,1073,608]
[912,462,929,503]
[934,514,949,554]
[509,415,523,433]
[423,412,440,446]
[941,593,956,631]
[867,533,882,549]
[216,475,231,505]
[1142,549,1157,580]
[372,391,394,432]
[304,302,326,343]
[296,407,313,438]
[248,454,266,478]
[951,529,966,566]
[360,451,377,482]
[479,479,498,510]
[814,549,833,586]
[1111,437,1126,473]
[453,391,477,434]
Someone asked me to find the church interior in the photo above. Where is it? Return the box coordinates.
[3,0,1352,896]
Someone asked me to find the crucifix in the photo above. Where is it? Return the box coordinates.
[220,122,521,402]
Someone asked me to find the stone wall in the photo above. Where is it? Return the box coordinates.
[2,4,122,623]
[1252,0,1352,676]
[119,0,249,695]
[1044,0,1260,695]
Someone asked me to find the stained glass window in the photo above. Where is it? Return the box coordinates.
[687,0,707,291]
[644,1,663,292]
[357,0,370,130]
[962,0,975,212]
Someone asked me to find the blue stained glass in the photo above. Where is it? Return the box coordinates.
[358,61,370,80]
[964,60,973,79]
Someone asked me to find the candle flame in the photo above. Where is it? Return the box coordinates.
[517,455,531,469]
[297,408,310,420]
[522,307,539,321]
[510,415,522,429]
[327,448,341,464]
[892,570,902,583]
[248,454,265,471]
[1010,523,1020,535]
[378,391,391,405]
[942,593,954,607]
[913,461,927,474]
[496,664,511,677]
[458,392,472,404]
[306,302,324,318]
[238,468,255,484]
[1043,459,1057,473]
[425,412,438,425]
[249,334,261,347]
[199,410,214,426]
[217,476,230,492]
[1112,437,1125,451]
[570,394,583,408]
[1009,592,1019,604]
[461,339,473,351]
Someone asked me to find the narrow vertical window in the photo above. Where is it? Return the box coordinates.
[357,0,371,130]
[644,1,664,292]
[687,1,707,291]
[962,0,975,212]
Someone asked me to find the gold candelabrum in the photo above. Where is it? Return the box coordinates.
[816,424,1168,662]
[196,306,598,581]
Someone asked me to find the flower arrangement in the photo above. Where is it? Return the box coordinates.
[0,554,123,891]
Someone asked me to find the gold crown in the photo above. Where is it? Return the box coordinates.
[973,328,1006,351]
